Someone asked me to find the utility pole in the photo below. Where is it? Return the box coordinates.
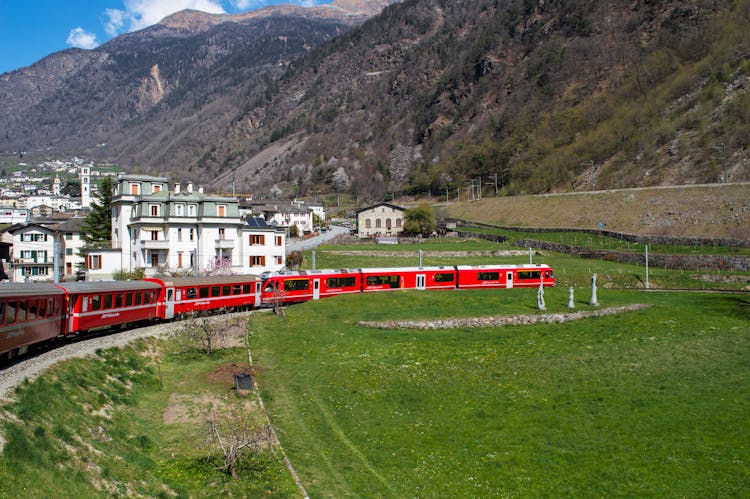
[487,174,498,197]
[713,143,727,183]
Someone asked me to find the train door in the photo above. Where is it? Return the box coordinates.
[254,282,261,306]
[313,279,321,300]
[165,287,175,319]
[506,271,514,289]
[416,274,426,290]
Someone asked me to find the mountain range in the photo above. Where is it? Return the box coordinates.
[1,0,748,201]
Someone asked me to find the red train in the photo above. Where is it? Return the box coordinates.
[0,263,554,360]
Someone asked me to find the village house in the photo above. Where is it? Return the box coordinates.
[354,202,406,238]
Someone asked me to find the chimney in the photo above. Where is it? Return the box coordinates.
[187,182,193,193]
[174,182,181,194]
[198,186,204,194]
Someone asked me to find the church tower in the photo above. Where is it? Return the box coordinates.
[80,165,91,208]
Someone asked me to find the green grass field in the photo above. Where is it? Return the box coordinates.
[250,289,750,496]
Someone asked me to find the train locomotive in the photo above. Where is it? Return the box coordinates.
[1,263,554,360]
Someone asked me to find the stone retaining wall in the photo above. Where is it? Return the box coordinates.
[358,304,649,330]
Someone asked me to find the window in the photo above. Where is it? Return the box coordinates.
[517,271,541,280]
[365,275,400,288]
[186,288,197,299]
[434,273,455,283]
[249,234,265,245]
[65,233,73,240]
[65,248,73,256]
[189,228,195,241]
[233,285,242,294]
[135,293,142,305]
[152,184,162,193]
[130,183,141,195]
[66,262,72,274]
[87,255,102,270]
[242,284,251,294]
[177,228,182,241]
[188,204,196,217]
[151,230,159,241]
[199,287,209,298]
[275,235,282,246]
[375,219,382,228]
[176,204,184,216]
[477,272,500,281]
[218,228,226,240]
[365,219,372,229]
[103,295,113,309]
[211,286,220,297]
[177,253,183,268]
[396,218,402,228]
[90,295,101,311]
[284,279,309,291]
[125,293,133,306]
[275,256,283,265]
[115,294,123,308]
[149,204,160,216]
[222,285,230,296]
[327,276,356,288]
[217,205,226,217]
[250,256,266,266]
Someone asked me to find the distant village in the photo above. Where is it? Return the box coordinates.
[0,158,339,283]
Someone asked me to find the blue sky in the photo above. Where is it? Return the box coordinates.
[0,0,333,75]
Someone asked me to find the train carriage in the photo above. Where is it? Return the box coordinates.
[144,275,261,319]
[361,266,459,292]
[456,264,555,289]
[0,284,66,359]
[260,269,361,306]
[55,281,162,334]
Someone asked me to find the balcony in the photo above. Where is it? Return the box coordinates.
[215,238,235,249]
[141,239,170,250]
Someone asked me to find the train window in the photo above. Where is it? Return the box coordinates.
[517,271,541,280]
[264,282,276,293]
[243,284,251,294]
[222,285,231,296]
[135,292,142,305]
[477,272,500,281]
[27,301,37,320]
[104,295,113,309]
[366,275,400,288]
[186,288,197,299]
[199,287,209,298]
[284,279,309,291]
[4,302,15,324]
[211,286,220,297]
[91,295,101,311]
[327,276,356,288]
[233,285,242,295]
[434,273,454,283]
[143,292,151,304]
[17,301,27,322]
[115,294,123,308]
[125,293,133,306]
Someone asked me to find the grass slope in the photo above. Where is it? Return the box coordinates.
[251,288,750,496]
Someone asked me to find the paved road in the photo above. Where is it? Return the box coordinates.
[286,224,350,253]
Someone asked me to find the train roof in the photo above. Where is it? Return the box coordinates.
[146,275,260,287]
[0,282,65,298]
[362,266,457,273]
[263,269,360,278]
[455,264,551,270]
[55,281,162,294]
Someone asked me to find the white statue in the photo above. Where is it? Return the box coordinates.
[537,280,546,310]
[590,273,599,306]
[568,287,575,309]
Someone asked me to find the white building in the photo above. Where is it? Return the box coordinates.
[354,202,406,238]
[0,208,29,224]
[54,217,86,279]
[262,204,314,235]
[109,175,286,278]
[7,224,56,282]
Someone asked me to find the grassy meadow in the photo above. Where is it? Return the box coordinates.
[0,237,747,496]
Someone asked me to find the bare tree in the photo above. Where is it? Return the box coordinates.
[176,313,228,355]
[203,408,274,479]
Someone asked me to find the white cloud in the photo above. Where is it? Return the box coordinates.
[104,0,226,35]
[66,28,99,49]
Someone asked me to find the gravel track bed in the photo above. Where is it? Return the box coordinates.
[0,312,253,401]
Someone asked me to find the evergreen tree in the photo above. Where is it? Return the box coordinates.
[81,176,113,247]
